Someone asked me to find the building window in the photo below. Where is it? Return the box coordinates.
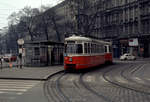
[34,47,40,56]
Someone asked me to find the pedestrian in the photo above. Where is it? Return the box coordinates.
[19,53,22,69]
[16,55,19,68]
[9,59,13,68]
[0,57,2,70]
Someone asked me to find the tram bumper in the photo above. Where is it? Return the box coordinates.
[64,64,76,70]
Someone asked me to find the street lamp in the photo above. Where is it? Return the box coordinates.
[17,38,24,68]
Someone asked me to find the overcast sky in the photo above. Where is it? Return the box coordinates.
[0,0,62,29]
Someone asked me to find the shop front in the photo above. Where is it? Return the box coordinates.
[112,40,120,58]
[139,36,150,58]
[119,39,129,55]
[24,41,64,67]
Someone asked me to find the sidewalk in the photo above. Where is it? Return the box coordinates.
[0,65,64,80]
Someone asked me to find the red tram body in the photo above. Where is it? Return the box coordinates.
[64,35,112,70]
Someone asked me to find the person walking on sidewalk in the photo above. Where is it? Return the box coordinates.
[0,57,2,70]
[18,53,22,69]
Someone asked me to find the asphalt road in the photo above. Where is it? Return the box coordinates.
[0,79,47,102]
[44,60,150,102]
[0,59,150,102]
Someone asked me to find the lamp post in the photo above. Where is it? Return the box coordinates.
[17,39,24,68]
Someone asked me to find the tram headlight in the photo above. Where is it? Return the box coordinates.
[69,57,72,62]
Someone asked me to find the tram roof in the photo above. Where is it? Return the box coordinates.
[65,35,111,45]
[65,35,92,42]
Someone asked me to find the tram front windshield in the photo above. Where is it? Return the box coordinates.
[65,44,83,54]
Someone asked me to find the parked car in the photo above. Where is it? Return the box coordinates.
[120,53,136,60]
[3,54,17,62]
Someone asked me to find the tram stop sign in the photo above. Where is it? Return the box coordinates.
[17,39,24,45]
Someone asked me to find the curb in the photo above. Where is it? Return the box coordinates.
[0,70,65,81]
[0,77,47,81]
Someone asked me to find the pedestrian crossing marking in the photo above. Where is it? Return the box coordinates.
[0,89,27,92]
[0,79,40,95]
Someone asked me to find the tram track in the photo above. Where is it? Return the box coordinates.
[60,72,106,102]
[120,63,150,93]
[43,61,150,102]
[102,64,150,96]
[78,64,124,102]
[78,62,150,102]
[79,73,113,102]
[44,70,109,102]
[44,70,71,102]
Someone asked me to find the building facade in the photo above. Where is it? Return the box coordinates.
[24,41,64,67]
[52,0,150,58]
[23,0,150,59]
[89,0,150,58]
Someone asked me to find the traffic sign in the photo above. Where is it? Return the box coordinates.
[17,39,24,45]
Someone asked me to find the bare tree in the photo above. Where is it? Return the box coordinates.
[66,0,101,37]
[8,7,41,41]
[39,9,62,42]
[19,7,40,41]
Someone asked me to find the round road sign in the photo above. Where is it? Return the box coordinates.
[17,39,24,45]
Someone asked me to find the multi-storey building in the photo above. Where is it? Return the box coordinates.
[46,0,150,58]
[89,0,150,58]
[23,0,150,58]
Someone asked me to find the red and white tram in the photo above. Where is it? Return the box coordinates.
[64,35,113,70]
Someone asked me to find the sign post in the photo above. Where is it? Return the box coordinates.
[129,38,138,55]
[129,38,138,47]
[17,39,24,69]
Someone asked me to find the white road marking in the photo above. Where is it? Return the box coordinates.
[115,77,127,83]
[134,77,142,80]
[68,77,76,81]
[85,76,95,82]
[0,86,32,89]
[0,83,37,87]
[0,80,40,95]
[0,88,27,92]
[0,91,23,95]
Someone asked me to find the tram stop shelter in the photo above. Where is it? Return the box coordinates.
[24,41,64,67]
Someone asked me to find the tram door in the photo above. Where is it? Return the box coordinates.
[105,45,110,53]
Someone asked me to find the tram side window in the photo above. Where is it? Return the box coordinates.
[105,46,107,53]
[95,44,97,53]
[97,45,99,53]
[98,45,101,53]
[77,44,83,53]
[99,45,104,53]
[94,44,96,53]
[91,44,94,53]
[88,43,91,53]
[96,45,99,53]
[84,43,88,53]
[109,46,112,52]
